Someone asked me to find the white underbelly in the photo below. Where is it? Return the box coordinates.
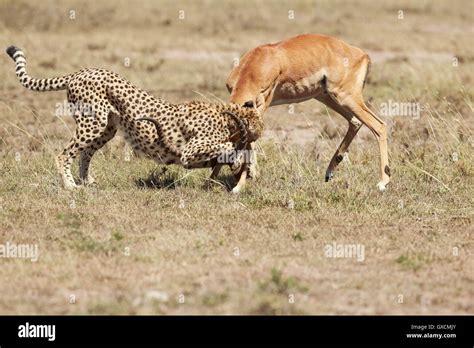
[270,95,316,106]
[271,68,327,106]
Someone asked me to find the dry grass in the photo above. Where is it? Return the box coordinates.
[0,0,473,314]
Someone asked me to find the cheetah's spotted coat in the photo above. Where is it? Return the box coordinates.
[6,46,263,192]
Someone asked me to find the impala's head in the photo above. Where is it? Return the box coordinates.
[227,46,280,114]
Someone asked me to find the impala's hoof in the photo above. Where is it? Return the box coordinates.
[325,170,334,182]
[80,176,96,186]
[376,182,387,192]
[231,186,241,194]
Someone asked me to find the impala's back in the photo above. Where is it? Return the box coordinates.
[227,33,369,112]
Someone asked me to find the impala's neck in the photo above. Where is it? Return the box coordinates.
[229,83,260,108]
[228,47,282,114]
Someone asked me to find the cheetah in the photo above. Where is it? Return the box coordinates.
[6,46,263,193]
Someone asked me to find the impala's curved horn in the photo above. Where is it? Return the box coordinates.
[223,111,248,151]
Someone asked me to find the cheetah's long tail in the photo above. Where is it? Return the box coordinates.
[6,46,71,91]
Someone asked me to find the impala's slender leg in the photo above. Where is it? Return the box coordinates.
[208,161,248,193]
[339,96,390,191]
[210,165,222,180]
[231,163,248,194]
[316,94,362,181]
[210,142,252,193]
[248,142,258,178]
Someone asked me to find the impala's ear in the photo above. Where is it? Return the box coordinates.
[243,100,254,108]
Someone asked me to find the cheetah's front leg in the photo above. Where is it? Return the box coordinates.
[181,138,235,169]
[181,138,246,193]
[210,142,257,184]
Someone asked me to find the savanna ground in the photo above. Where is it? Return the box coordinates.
[0,0,472,314]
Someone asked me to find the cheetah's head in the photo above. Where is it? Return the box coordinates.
[225,106,263,147]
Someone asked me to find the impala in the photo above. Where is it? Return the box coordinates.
[216,33,390,192]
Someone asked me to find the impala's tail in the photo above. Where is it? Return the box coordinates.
[6,46,71,91]
[362,54,371,89]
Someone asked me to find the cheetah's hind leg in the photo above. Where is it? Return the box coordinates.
[56,104,112,190]
[180,138,248,192]
[78,111,119,186]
